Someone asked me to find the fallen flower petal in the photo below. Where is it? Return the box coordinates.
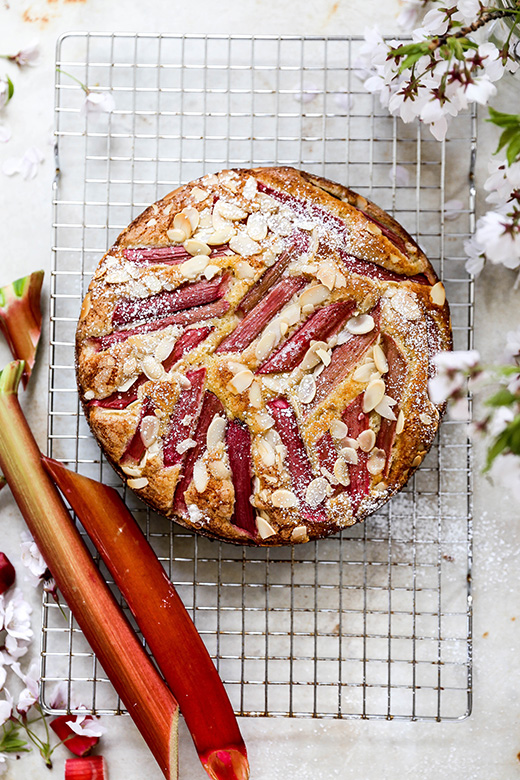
[83,91,115,115]
[0,124,11,143]
[66,707,106,738]
[6,43,39,67]
[2,146,44,180]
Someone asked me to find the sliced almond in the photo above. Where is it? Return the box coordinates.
[174,213,193,239]
[121,464,142,477]
[333,457,350,487]
[193,459,210,493]
[105,268,131,284]
[229,233,261,257]
[374,395,397,421]
[205,225,236,245]
[297,375,316,404]
[184,239,211,257]
[207,415,226,450]
[249,381,263,409]
[166,227,186,243]
[235,261,256,280]
[342,437,360,450]
[228,369,254,394]
[317,262,337,291]
[316,347,331,366]
[84,389,95,401]
[346,314,375,335]
[140,415,160,448]
[335,270,347,288]
[246,213,268,241]
[176,438,196,455]
[363,379,385,412]
[301,340,328,371]
[299,284,329,309]
[204,264,221,280]
[396,409,405,435]
[373,344,388,374]
[412,454,423,467]
[330,419,348,439]
[367,448,386,476]
[191,186,209,203]
[127,477,149,489]
[182,206,200,232]
[357,429,376,452]
[217,201,248,221]
[291,525,308,543]
[179,255,209,279]
[339,446,358,465]
[279,303,301,327]
[365,221,382,236]
[209,459,230,479]
[256,516,277,539]
[305,477,331,509]
[117,375,138,393]
[390,290,421,321]
[154,337,176,363]
[271,488,298,509]
[420,412,433,426]
[242,177,258,199]
[257,437,276,468]
[353,363,376,384]
[254,410,275,431]
[141,355,164,381]
[430,281,445,306]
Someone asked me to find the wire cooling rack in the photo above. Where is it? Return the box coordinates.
[41,32,474,722]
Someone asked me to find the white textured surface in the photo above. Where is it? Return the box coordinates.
[0,2,519,779]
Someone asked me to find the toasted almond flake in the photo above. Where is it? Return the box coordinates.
[204,264,221,280]
[184,239,211,257]
[357,429,376,452]
[163,203,174,216]
[366,221,382,236]
[122,464,143,477]
[154,337,176,363]
[127,477,149,489]
[356,195,368,209]
[317,262,337,291]
[191,186,209,203]
[343,437,360,450]
[228,361,249,375]
[205,225,236,245]
[374,395,397,421]
[93,265,107,279]
[256,516,277,539]
[321,466,339,485]
[420,412,433,426]
[229,233,261,257]
[193,459,210,493]
[390,289,421,320]
[182,207,200,232]
[179,255,209,281]
[367,448,386,476]
[142,355,164,381]
[105,268,132,284]
[316,347,331,367]
[174,213,193,239]
[254,331,277,363]
[353,363,375,384]
[261,376,283,393]
[335,270,347,288]
[430,281,446,306]
[257,437,276,468]
[363,379,385,412]
[146,218,157,227]
[242,177,258,199]
[373,344,388,374]
[209,459,230,479]
[140,415,160,448]
[291,525,308,543]
[299,284,329,309]
[84,389,95,401]
[235,261,256,280]
[271,488,298,509]
[333,457,350,487]
[346,314,375,335]
[117,375,138,393]
[246,213,268,241]
[301,340,328,371]
[297,375,316,404]
[207,415,227,450]
[249,381,263,409]
[217,201,248,221]
[396,409,405,435]
[228,369,254,394]
[305,477,331,508]
[279,303,301,328]
[373,481,388,492]
[301,303,315,317]
[166,228,186,243]
[330,419,348,439]
[178,374,192,389]
[176,438,197,455]
[254,410,275,431]
[339,446,358,465]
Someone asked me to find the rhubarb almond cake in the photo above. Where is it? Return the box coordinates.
[76,166,451,545]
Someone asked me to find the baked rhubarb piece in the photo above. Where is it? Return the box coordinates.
[76,167,452,545]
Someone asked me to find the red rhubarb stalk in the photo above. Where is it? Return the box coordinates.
[50,715,100,757]
[121,396,155,465]
[124,245,230,265]
[339,252,429,284]
[342,393,370,513]
[162,326,212,372]
[237,234,308,315]
[376,334,407,477]
[43,457,250,780]
[225,420,257,536]
[315,432,338,477]
[0,270,43,388]
[0,361,178,780]
[0,551,15,594]
[163,368,206,466]
[173,392,224,514]
[267,398,327,522]
[89,373,148,410]
[65,756,106,780]
[257,300,356,374]
[94,299,229,352]
[311,329,379,410]
[216,276,306,354]
[112,276,227,329]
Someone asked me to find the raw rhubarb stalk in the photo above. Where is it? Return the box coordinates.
[257,300,356,374]
[0,551,15,594]
[225,420,256,536]
[162,326,212,372]
[43,457,249,780]
[163,368,206,467]
[311,330,379,410]
[121,396,155,465]
[94,299,229,352]
[342,393,370,513]
[112,276,227,329]
[0,361,178,780]
[0,270,43,388]
[376,335,407,477]
[267,398,327,522]
[173,392,224,514]
[216,276,306,354]
[89,373,148,410]
[50,715,100,757]
[124,245,230,265]
[237,234,308,315]
[65,756,106,780]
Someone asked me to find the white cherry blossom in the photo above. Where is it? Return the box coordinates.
[0,588,32,660]
[66,705,106,737]
[474,210,520,269]
[9,42,39,67]
[2,146,44,180]
[429,350,481,405]
[0,690,13,727]
[11,660,40,715]
[19,531,47,586]
[83,91,115,114]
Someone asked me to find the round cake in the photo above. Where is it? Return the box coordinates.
[76,166,451,545]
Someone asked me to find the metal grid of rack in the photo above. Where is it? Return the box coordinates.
[42,32,474,722]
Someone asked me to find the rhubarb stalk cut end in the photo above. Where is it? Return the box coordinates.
[65,755,107,780]
[0,271,44,388]
[203,747,250,780]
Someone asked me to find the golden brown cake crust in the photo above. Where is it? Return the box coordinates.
[76,166,452,546]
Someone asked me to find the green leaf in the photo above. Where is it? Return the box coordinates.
[506,132,520,166]
[6,74,14,103]
[495,125,519,154]
[398,52,426,73]
[485,415,520,471]
[485,429,510,471]
[485,388,517,407]
[388,42,429,59]
[487,107,520,128]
